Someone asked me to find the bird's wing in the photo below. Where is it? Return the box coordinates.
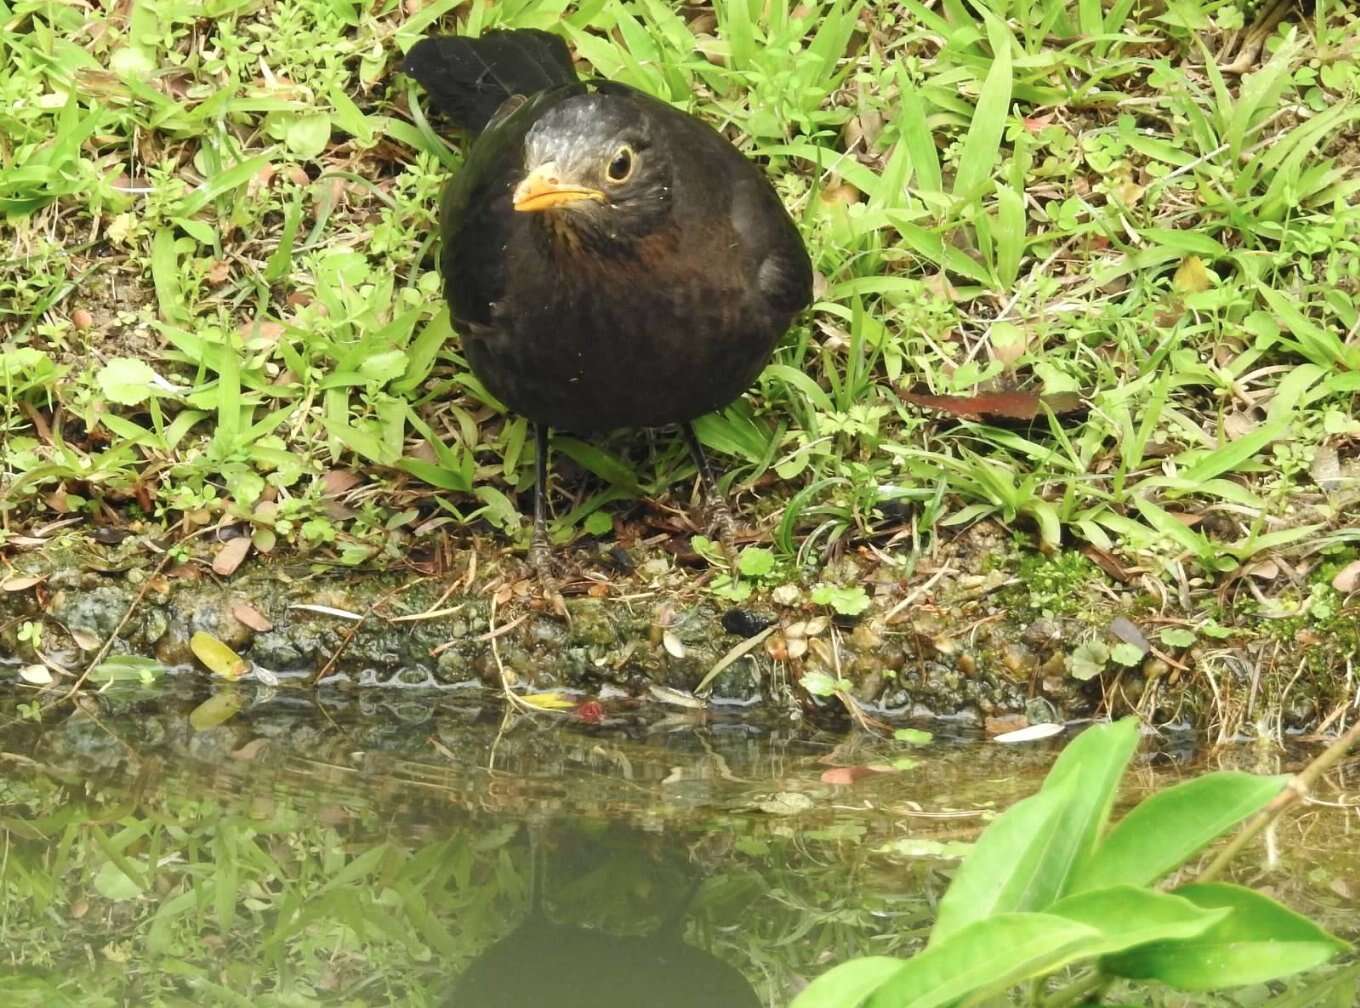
[402,29,577,133]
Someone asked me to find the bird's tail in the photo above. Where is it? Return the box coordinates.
[401,29,577,133]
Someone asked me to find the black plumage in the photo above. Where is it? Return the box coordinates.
[402,29,812,585]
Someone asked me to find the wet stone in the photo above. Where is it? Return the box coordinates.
[49,585,134,640]
[722,608,775,637]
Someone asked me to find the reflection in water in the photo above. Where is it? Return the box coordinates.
[0,681,1355,1006]
[451,826,760,1006]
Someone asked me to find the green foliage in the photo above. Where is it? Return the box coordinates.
[2,0,1359,581]
[793,718,1347,1007]
[811,583,871,616]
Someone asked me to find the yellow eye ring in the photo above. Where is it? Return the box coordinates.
[606,146,634,183]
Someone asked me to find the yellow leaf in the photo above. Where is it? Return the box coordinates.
[189,691,242,730]
[190,631,247,679]
[518,691,576,710]
[1173,255,1212,294]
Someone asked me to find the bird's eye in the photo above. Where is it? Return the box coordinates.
[606,146,634,183]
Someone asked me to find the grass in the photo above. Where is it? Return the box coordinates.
[2,0,1360,596]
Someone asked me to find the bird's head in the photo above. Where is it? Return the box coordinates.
[512,93,674,252]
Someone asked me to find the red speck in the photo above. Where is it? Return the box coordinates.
[575,700,605,724]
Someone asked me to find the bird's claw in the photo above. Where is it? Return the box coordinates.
[528,542,569,619]
[705,498,741,566]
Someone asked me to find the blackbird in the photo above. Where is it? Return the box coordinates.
[402,29,812,583]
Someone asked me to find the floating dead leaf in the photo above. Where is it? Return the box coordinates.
[1,575,44,592]
[190,631,247,679]
[786,636,809,660]
[255,667,279,687]
[1332,559,1360,594]
[662,630,687,659]
[899,389,1085,424]
[212,536,251,577]
[804,616,829,637]
[994,722,1064,743]
[189,691,242,730]
[519,691,576,710]
[19,664,53,686]
[231,602,273,632]
[69,627,101,651]
[1173,255,1212,294]
[820,766,877,786]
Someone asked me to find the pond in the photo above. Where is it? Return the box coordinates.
[1,682,1356,1006]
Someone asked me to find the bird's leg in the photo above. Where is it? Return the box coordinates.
[681,422,739,562]
[530,423,567,616]
[1218,0,1293,74]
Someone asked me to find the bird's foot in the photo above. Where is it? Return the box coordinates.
[528,541,569,619]
[1217,0,1291,74]
[704,498,742,567]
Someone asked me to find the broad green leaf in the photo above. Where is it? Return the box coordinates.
[93,860,144,901]
[553,437,641,494]
[1041,717,1140,892]
[189,631,247,680]
[1175,422,1286,485]
[359,350,410,385]
[1069,772,1287,893]
[1105,883,1347,990]
[791,957,905,1008]
[738,546,776,578]
[1049,885,1231,954]
[151,227,184,323]
[396,457,473,492]
[810,583,870,616]
[97,357,159,406]
[88,655,167,684]
[930,772,1077,944]
[392,308,452,395]
[271,111,331,159]
[951,13,1012,199]
[868,913,1102,1008]
[179,153,273,217]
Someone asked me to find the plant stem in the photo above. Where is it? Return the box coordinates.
[1199,716,1360,883]
[1041,970,1107,1008]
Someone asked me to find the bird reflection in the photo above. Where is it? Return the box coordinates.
[447,823,761,1007]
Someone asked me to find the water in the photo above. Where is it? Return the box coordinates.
[0,681,1356,1006]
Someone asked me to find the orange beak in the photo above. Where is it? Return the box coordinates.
[512,163,605,213]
